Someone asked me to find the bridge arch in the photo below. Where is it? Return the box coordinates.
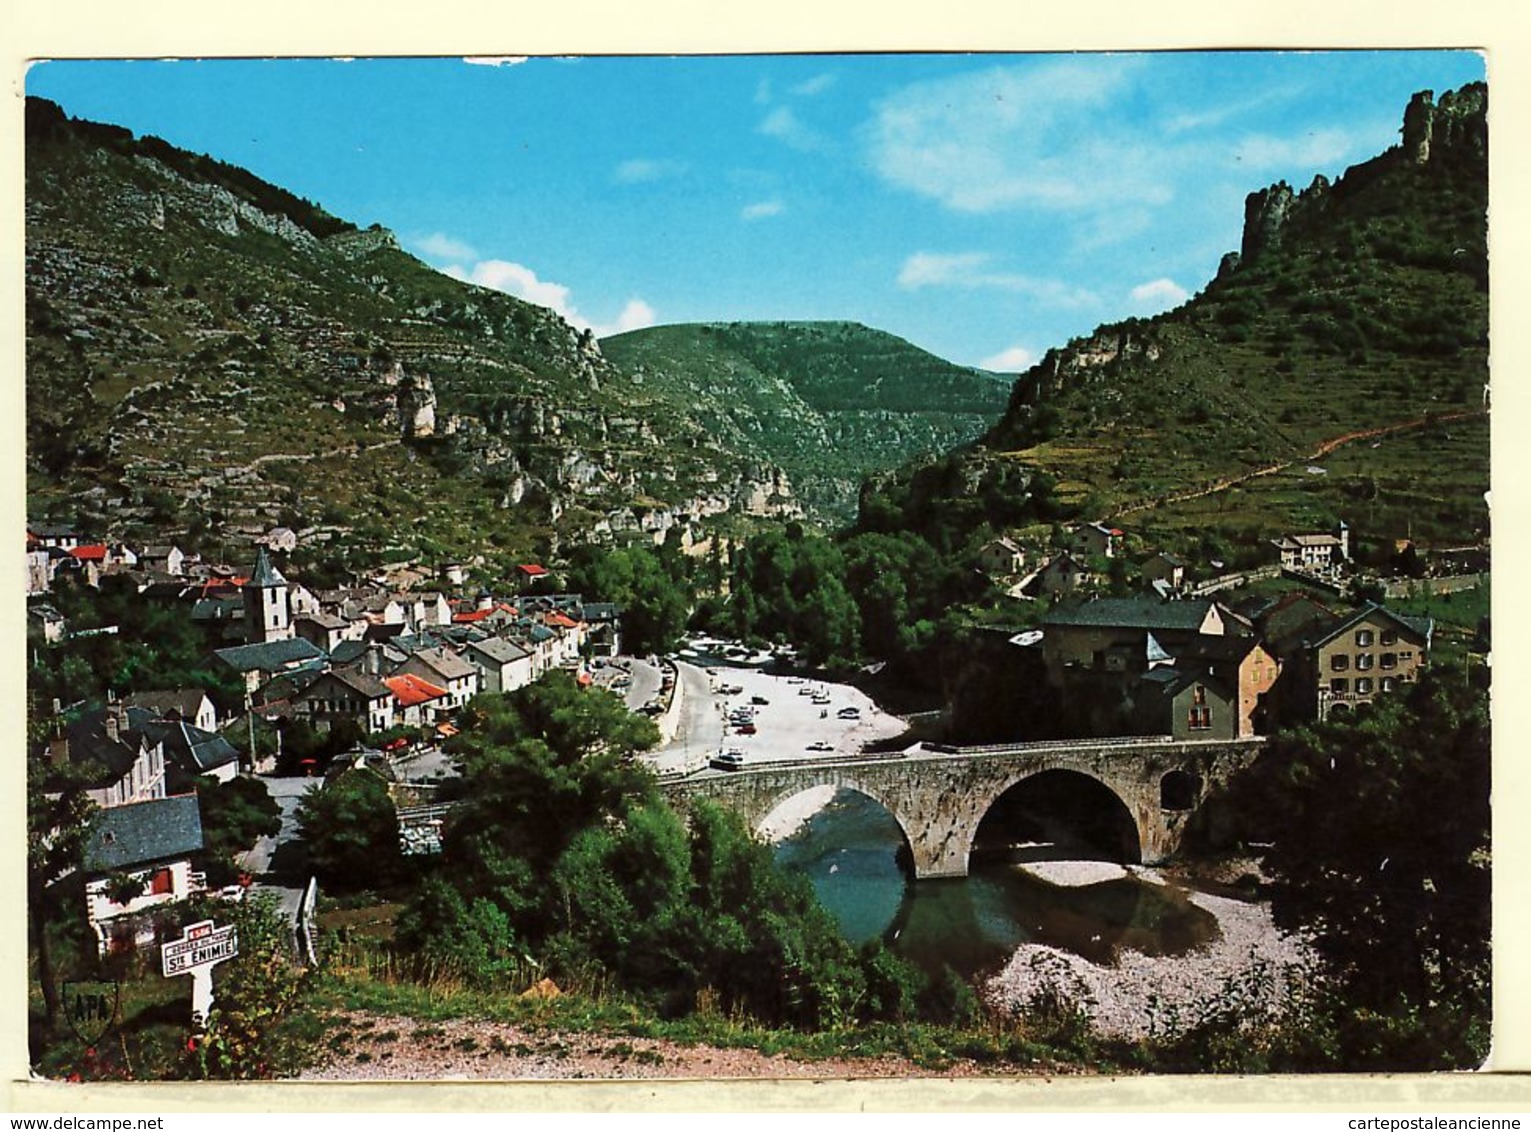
[752,778,918,869]
[968,766,1145,870]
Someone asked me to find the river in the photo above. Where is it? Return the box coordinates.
[770,788,1312,1038]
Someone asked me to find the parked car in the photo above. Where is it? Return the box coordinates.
[806,741,834,753]
[710,751,746,771]
[837,707,861,719]
[751,695,770,706]
[736,723,757,735]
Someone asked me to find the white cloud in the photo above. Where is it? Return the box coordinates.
[411,232,479,262]
[897,252,1099,308]
[867,58,1159,215]
[979,345,1038,372]
[741,199,784,221]
[1230,128,1354,171]
[443,258,656,338]
[615,158,686,184]
[1129,277,1190,309]
[447,260,574,314]
[759,106,826,152]
[791,73,836,97]
[607,299,658,335]
[463,56,528,67]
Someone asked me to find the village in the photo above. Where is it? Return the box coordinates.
[24,505,1485,970]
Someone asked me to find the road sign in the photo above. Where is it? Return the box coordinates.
[162,924,238,976]
[161,919,239,1030]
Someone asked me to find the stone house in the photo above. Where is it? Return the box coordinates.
[294,611,351,653]
[140,545,186,576]
[29,602,66,643]
[124,688,219,734]
[384,672,451,728]
[1141,552,1187,589]
[1132,665,1240,740]
[1040,597,1232,681]
[1037,553,1095,598]
[464,636,535,694]
[26,546,54,595]
[54,704,168,809]
[1270,521,1351,572]
[578,602,623,657]
[215,637,327,694]
[295,669,397,733]
[1070,522,1123,559]
[977,537,1026,576]
[140,719,242,791]
[82,793,206,956]
[395,646,479,709]
[1305,604,1433,720]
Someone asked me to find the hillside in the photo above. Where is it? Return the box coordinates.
[24,99,802,570]
[601,321,1010,519]
[862,84,1490,560]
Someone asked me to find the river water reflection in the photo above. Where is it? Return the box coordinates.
[772,789,1220,979]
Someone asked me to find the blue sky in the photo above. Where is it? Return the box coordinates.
[27,51,1486,371]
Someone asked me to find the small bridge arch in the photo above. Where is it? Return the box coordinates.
[970,766,1146,869]
[751,779,919,863]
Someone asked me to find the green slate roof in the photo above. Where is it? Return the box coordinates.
[1042,597,1218,632]
[83,794,204,873]
[214,637,325,672]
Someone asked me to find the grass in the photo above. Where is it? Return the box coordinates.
[310,955,1117,1075]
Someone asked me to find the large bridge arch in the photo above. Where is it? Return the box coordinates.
[968,767,1145,870]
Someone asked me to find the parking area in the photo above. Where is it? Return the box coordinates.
[644,657,906,777]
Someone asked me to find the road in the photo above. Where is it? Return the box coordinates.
[238,774,319,930]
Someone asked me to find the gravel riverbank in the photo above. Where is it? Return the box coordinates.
[985,860,1314,1040]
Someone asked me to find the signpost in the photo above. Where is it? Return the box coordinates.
[161,919,238,1030]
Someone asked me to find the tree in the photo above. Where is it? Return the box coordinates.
[27,746,96,1031]
[1217,662,1490,1068]
[566,545,690,656]
[195,775,281,878]
[295,768,401,890]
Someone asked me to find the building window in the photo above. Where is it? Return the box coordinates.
[1381,652,1397,670]
[1356,654,1374,671]
[1188,706,1212,731]
[1331,654,1350,672]
[150,869,173,896]
[1399,651,1414,662]
[1356,629,1374,647]
[1355,678,1374,695]
[1331,678,1349,695]
[1382,676,1397,692]
[1381,629,1398,646]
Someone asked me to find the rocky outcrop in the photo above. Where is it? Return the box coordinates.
[395,370,437,438]
[1403,84,1488,166]
[1241,174,1329,263]
[326,226,403,259]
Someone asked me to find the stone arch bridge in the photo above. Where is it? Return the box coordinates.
[662,736,1264,879]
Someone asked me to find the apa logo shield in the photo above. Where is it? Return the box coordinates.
[61,979,120,1046]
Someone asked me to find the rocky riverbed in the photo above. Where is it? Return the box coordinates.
[985,859,1314,1040]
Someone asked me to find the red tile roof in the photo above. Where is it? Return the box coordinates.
[517,564,549,577]
[384,673,449,708]
[544,611,581,629]
[71,544,108,561]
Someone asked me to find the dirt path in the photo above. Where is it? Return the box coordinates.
[1112,408,1485,520]
[298,1010,1054,1081]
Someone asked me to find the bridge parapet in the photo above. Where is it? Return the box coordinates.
[662,735,1264,878]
